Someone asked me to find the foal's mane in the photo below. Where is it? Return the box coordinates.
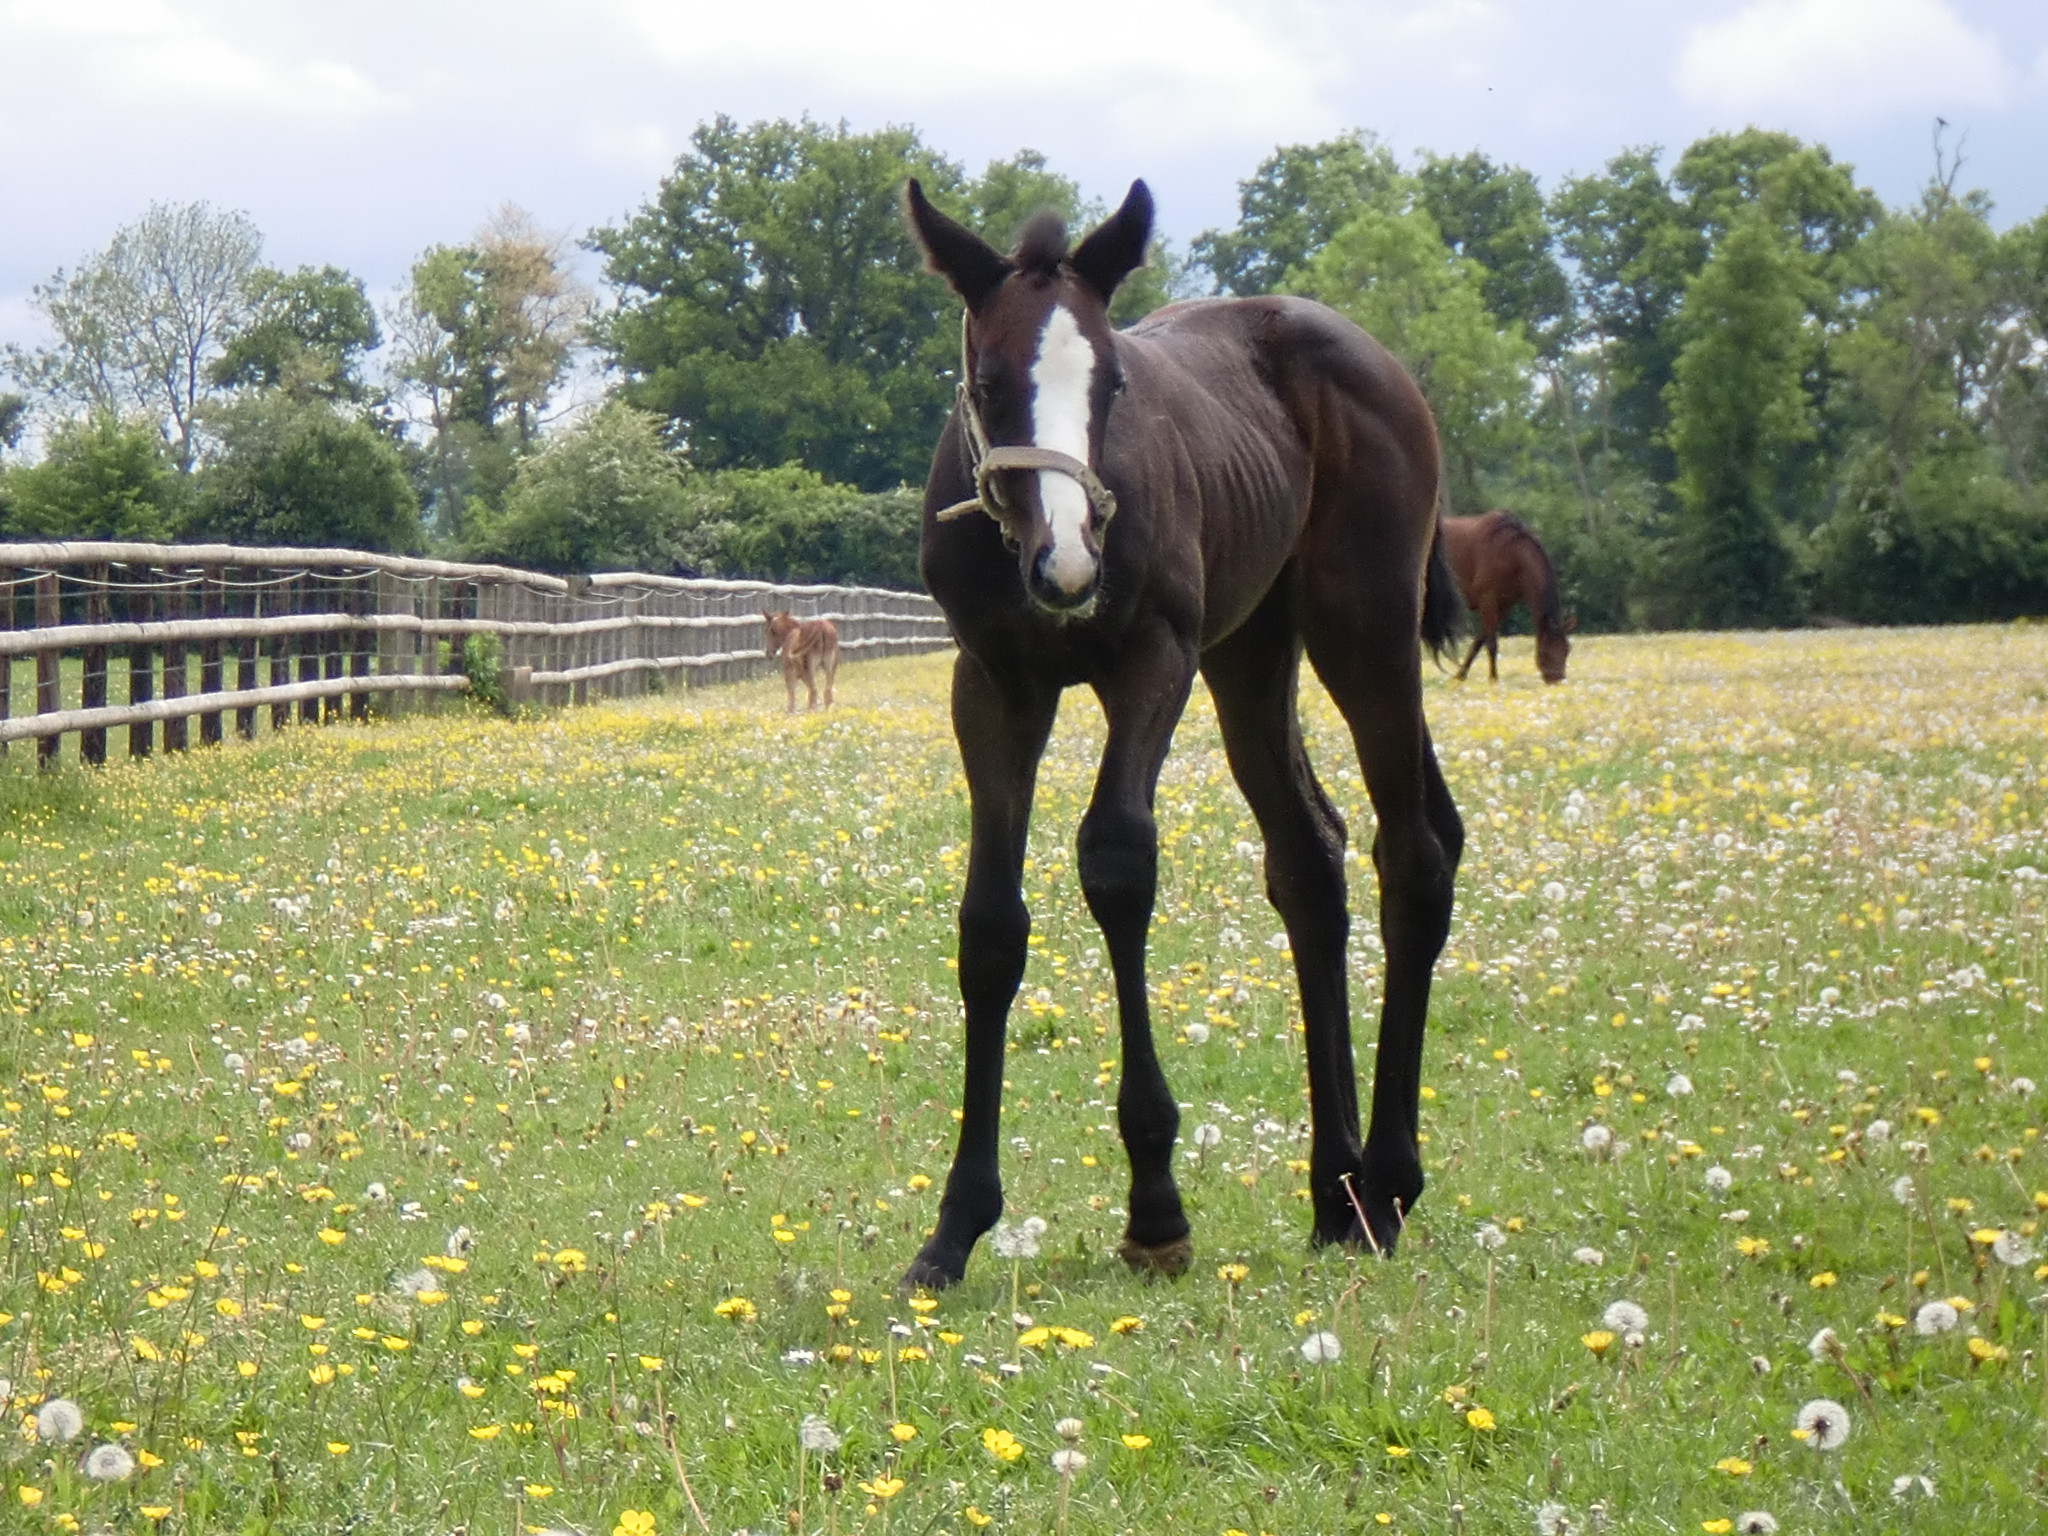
[1489,511,1563,636]
[1011,211,1070,280]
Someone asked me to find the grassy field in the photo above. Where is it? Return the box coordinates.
[1,625,2045,1536]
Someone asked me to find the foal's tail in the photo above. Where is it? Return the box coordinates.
[1420,518,1463,665]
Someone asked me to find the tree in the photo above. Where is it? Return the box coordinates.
[1285,203,1535,510]
[676,469,921,587]
[1662,209,1814,627]
[1190,132,1400,295]
[1413,152,1572,353]
[0,394,25,457]
[389,207,590,538]
[464,401,690,574]
[192,394,420,552]
[6,202,261,468]
[211,265,381,402]
[591,116,968,492]
[1,414,183,541]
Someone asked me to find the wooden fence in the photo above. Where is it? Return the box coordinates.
[0,542,953,767]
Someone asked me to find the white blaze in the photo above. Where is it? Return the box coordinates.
[1029,304,1099,596]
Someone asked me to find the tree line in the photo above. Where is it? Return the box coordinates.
[4,116,2045,621]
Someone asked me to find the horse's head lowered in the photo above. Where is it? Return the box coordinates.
[905,178,1153,616]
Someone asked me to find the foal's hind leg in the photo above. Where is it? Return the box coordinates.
[1301,588,1461,1254]
[902,654,1059,1290]
[1202,588,1366,1250]
[1083,620,1198,1276]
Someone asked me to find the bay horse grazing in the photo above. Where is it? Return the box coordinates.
[1441,511,1574,684]
[899,178,1464,1289]
[762,610,840,712]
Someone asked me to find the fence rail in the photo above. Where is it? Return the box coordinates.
[1,541,952,766]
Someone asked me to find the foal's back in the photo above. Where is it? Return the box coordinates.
[1107,296,1441,649]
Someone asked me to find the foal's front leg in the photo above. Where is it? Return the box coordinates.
[1082,624,1199,1275]
[902,655,1059,1290]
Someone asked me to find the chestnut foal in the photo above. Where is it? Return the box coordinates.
[762,610,840,713]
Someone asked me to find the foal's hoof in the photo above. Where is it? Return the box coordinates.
[1118,1233,1194,1279]
[1315,1195,1410,1258]
[899,1241,969,1294]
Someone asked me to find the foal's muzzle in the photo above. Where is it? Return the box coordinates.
[1026,544,1100,613]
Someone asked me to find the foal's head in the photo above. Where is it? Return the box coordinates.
[762,610,797,658]
[905,179,1153,615]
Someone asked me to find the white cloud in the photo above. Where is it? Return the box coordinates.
[0,0,404,121]
[603,0,1341,149]
[1677,0,2009,123]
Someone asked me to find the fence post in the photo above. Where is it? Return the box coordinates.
[81,565,109,766]
[162,571,189,753]
[236,570,258,741]
[35,571,60,769]
[124,569,154,760]
[0,564,12,756]
[197,566,222,745]
[349,570,371,722]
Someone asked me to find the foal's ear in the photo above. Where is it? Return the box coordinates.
[904,179,1012,312]
[1071,180,1154,305]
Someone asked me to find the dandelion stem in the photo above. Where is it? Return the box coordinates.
[1483,1255,1496,1362]
[1914,1181,1952,1294]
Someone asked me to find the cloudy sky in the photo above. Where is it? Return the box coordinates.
[3,0,2046,354]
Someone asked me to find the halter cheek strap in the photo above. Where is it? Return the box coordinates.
[934,312,1119,540]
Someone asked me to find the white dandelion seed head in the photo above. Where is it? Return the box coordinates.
[1795,1397,1850,1451]
[1183,1022,1211,1045]
[1891,1473,1936,1498]
[1580,1123,1613,1154]
[287,1131,313,1151]
[1542,881,1568,904]
[1475,1223,1506,1251]
[35,1398,84,1442]
[1704,1165,1734,1193]
[1299,1331,1342,1364]
[1914,1300,1958,1336]
[1889,1174,1914,1205]
[798,1415,841,1454]
[1835,1069,1858,1086]
[2008,1075,2036,1097]
[1807,1327,1841,1362]
[1055,1416,1085,1442]
[446,1226,474,1257]
[1192,1123,1222,1149]
[1864,1119,1891,1144]
[1051,1447,1088,1475]
[1817,986,1841,1008]
[782,1348,817,1366]
[1571,1246,1606,1267]
[1665,1073,1694,1097]
[222,1052,247,1074]
[365,1181,390,1204]
[1750,1354,1772,1376]
[1623,1329,1646,1350]
[1721,1208,1751,1224]
[1534,1500,1573,1536]
[1992,1231,2034,1267]
[1737,1513,1778,1535]
[1602,1300,1648,1334]
[992,1223,1040,1261]
[84,1442,135,1481]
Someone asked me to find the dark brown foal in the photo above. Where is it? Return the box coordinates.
[899,180,1462,1290]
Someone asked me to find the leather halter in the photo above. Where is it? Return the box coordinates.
[933,312,1119,542]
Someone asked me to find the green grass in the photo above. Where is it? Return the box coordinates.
[0,625,2044,1536]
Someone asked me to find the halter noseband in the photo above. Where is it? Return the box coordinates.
[933,312,1119,540]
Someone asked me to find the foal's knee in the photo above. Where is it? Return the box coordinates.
[1374,829,1456,948]
[958,885,1029,1007]
[1077,810,1157,929]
